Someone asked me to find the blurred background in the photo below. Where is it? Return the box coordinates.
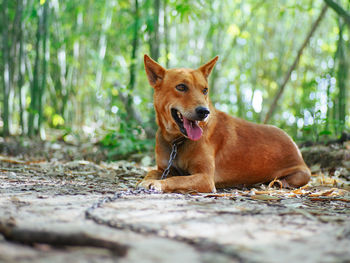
[1,0,349,159]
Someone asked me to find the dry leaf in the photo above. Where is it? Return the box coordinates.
[251,194,281,201]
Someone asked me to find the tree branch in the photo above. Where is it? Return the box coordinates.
[263,5,328,124]
[323,0,350,25]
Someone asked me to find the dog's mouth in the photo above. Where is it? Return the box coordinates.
[171,108,203,141]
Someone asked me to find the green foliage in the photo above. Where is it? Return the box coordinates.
[100,119,154,160]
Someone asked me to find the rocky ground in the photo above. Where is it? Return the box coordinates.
[1,137,350,263]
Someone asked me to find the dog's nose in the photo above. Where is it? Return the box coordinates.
[195,106,210,120]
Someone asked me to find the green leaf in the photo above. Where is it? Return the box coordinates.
[319,130,332,136]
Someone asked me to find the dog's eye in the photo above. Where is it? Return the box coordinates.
[176,84,188,92]
[203,88,208,95]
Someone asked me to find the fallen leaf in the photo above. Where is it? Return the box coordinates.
[251,194,281,201]
[308,189,335,197]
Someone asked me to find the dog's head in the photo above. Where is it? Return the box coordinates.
[144,55,218,141]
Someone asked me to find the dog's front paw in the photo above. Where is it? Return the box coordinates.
[137,179,163,192]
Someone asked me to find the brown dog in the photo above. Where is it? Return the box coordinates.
[138,55,310,193]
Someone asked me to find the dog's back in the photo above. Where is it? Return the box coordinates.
[210,110,310,187]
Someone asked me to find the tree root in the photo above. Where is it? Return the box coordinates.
[0,220,128,257]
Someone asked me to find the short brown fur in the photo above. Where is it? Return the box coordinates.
[138,55,310,193]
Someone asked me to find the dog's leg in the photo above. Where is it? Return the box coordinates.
[136,170,162,188]
[275,166,311,188]
[162,173,216,193]
[138,173,216,193]
[279,170,311,188]
[143,170,163,180]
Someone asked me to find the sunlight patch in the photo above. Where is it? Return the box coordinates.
[252,90,262,113]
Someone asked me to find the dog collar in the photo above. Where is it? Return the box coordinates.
[160,137,186,180]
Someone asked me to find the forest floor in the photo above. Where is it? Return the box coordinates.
[1,137,350,263]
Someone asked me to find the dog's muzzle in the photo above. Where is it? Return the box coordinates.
[171,107,209,141]
[195,106,210,120]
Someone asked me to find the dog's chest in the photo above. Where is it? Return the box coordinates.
[158,140,190,177]
[171,160,189,177]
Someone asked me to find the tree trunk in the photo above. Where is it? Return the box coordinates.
[150,0,160,61]
[123,0,156,138]
[326,20,341,133]
[325,75,332,132]
[17,0,26,134]
[38,0,49,137]
[235,80,244,118]
[148,0,161,136]
[163,0,169,68]
[2,0,10,136]
[264,5,328,124]
[208,1,223,99]
[336,22,347,135]
[95,1,112,93]
[28,6,42,136]
[126,0,140,114]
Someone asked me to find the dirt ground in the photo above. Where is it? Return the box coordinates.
[1,138,350,263]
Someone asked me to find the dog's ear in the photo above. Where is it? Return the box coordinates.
[144,54,166,87]
[198,56,219,79]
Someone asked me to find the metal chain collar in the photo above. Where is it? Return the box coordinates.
[160,137,186,180]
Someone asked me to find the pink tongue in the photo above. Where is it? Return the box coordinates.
[183,117,203,141]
